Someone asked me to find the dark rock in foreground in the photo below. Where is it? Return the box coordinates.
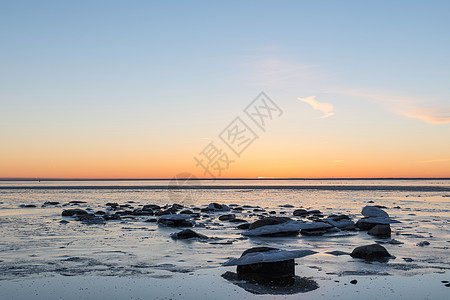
[350,244,392,260]
[236,247,295,285]
[368,224,391,237]
[223,247,317,286]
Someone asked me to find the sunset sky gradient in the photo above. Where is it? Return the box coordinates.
[1,1,449,179]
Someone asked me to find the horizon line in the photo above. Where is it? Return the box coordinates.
[1,177,450,181]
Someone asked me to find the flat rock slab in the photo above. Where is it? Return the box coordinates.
[223,249,317,266]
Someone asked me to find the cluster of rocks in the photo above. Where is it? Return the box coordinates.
[57,199,404,288]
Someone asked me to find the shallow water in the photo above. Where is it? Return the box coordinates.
[0,180,449,298]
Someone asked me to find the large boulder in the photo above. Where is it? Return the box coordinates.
[223,247,316,285]
[350,244,392,260]
[362,206,389,218]
[368,224,391,237]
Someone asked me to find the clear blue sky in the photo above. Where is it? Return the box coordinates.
[1,1,449,178]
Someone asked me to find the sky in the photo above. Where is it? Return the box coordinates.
[0,0,449,179]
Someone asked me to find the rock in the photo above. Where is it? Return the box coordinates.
[171,229,208,240]
[142,204,160,211]
[157,214,194,227]
[325,216,355,230]
[327,214,351,221]
[350,244,392,260]
[62,209,88,217]
[299,222,333,230]
[249,217,292,230]
[208,203,230,211]
[68,201,87,205]
[368,224,391,237]
[144,218,157,222]
[362,206,389,218]
[293,209,308,216]
[299,221,334,236]
[245,217,300,237]
[106,202,119,208]
[301,229,328,236]
[77,214,106,225]
[326,250,349,256]
[219,214,236,221]
[59,220,69,224]
[280,204,294,208]
[103,213,121,220]
[43,201,60,206]
[232,207,243,211]
[375,239,403,245]
[350,279,357,284]
[229,218,247,223]
[403,257,414,262]
[237,223,250,230]
[200,207,214,212]
[356,217,400,231]
[374,205,387,209]
[171,203,184,210]
[154,210,173,216]
[417,241,430,247]
[180,210,194,215]
[224,247,316,285]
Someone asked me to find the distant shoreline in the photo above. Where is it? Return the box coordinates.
[0,185,449,192]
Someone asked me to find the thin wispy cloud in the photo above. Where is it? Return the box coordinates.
[298,96,335,119]
[245,56,321,88]
[402,107,450,124]
[338,90,450,124]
